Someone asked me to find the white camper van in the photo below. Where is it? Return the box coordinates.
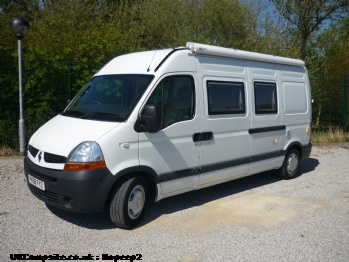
[24,42,312,228]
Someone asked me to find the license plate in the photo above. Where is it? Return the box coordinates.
[28,174,45,191]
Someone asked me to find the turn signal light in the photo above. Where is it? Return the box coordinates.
[64,161,106,171]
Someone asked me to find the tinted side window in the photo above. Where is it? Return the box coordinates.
[207,81,245,115]
[254,82,277,114]
[146,75,195,128]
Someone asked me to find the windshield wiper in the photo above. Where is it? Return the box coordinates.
[61,110,85,117]
[81,112,123,119]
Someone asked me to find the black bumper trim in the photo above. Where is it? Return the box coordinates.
[24,157,115,213]
[301,142,312,160]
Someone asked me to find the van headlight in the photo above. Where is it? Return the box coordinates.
[64,142,106,171]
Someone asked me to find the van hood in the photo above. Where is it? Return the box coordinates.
[29,114,119,158]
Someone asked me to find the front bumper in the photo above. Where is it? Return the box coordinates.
[24,157,115,213]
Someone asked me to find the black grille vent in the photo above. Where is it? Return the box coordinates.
[28,167,57,182]
[44,152,67,164]
[29,145,39,158]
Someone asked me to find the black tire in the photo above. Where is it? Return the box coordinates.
[109,175,148,229]
[277,148,300,180]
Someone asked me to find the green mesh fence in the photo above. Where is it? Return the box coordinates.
[0,59,71,149]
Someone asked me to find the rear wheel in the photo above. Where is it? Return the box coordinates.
[109,175,148,229]
[277,148,300,179]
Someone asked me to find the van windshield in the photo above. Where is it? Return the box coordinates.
[62,74,154,122]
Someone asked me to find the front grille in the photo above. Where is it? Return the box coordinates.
[29,146,66,164]
[29,145,39,157]
[28,167,57,182]
[44,152,67,164]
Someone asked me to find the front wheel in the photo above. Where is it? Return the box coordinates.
[109,175,148,229]
[277,148,300,180]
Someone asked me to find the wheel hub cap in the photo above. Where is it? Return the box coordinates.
[128,185,145,219]
[287,153,298,174]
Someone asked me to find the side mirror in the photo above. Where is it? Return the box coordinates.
[134,104,161,133]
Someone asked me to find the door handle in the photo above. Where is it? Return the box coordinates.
[193,133,202,142]
[193,132,213,142]
[203,132,213,141]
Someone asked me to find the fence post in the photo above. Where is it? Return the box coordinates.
[344,75,348,132]
[67,60,71,101]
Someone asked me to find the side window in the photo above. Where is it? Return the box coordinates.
[254,82,277,114]
[207,81,245,115]
[146,75,195,128]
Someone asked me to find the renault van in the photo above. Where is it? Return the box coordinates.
[24,42,312,228]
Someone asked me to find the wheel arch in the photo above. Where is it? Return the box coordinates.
[282,141,303,159]
[104,166,159,209]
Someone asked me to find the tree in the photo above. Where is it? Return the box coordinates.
[312,13,349,127]
[271,0,349,60]
[320,15,349,75]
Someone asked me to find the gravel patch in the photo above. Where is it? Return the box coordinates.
[1,145,349,261]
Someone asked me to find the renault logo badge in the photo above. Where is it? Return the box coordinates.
[38,152,42,162]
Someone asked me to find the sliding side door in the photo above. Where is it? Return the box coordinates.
[198,76,250,186]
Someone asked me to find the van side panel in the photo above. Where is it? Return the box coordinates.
[196,56,251,186]
[279,68,312,154]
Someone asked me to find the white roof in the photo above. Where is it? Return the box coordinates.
[186,42,305,67]
[95,43,304,77]
[95,49,173,76]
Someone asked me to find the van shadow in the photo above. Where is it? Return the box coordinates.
[47,157,319,230]
[298,157,319,174]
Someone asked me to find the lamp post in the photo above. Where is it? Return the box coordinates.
[10,17,30,156]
